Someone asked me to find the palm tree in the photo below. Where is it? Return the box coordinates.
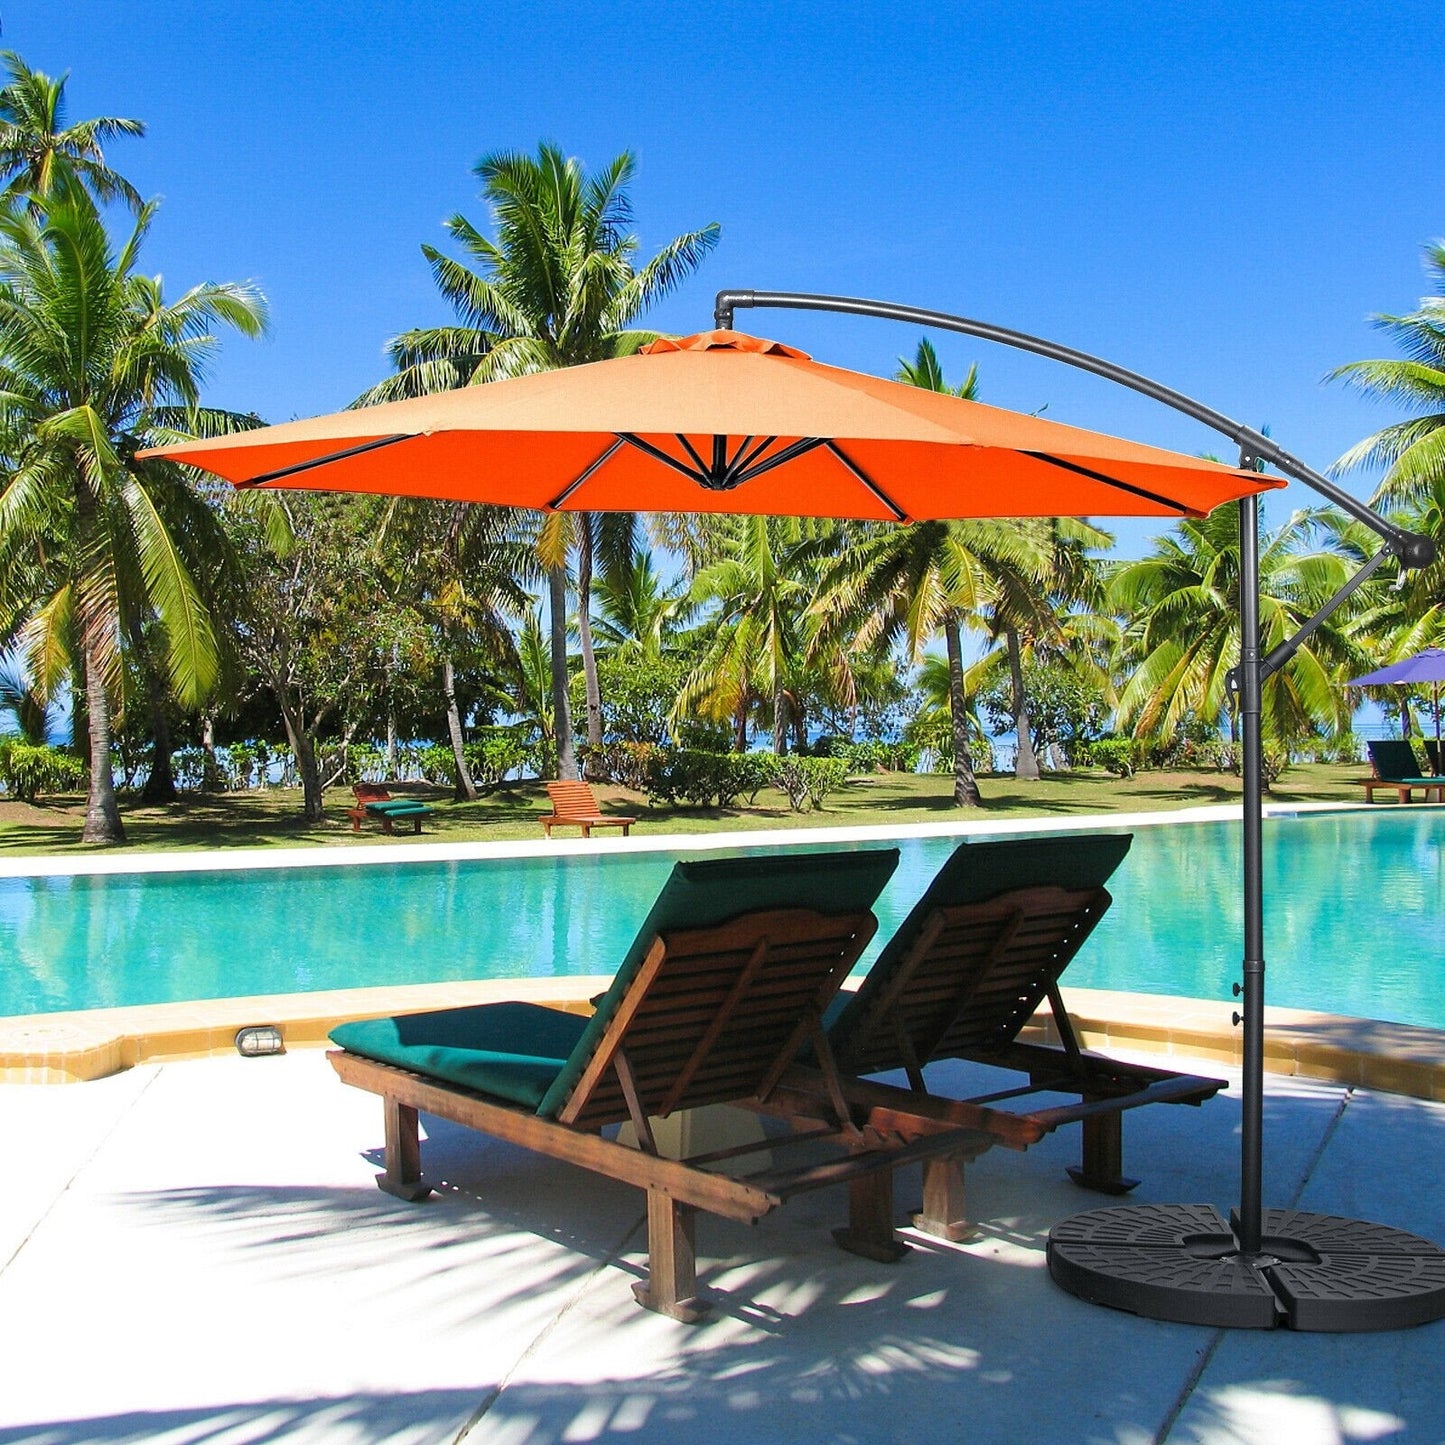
[0,51,144,211]
[592,548,693,661]
[0,179,266,841]
[1330,241,1445,508]
[0,661,51,743]
[1319,487,1445,737]
[376,499,533,799]
[1110,509,1364,758]
[362,143,719,778]
[896,336,979,400]
[678,516,813,754]
[888,338,1085,785]
[814,517,1051,805]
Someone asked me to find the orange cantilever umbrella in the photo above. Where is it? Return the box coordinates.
[142,330,1280,521]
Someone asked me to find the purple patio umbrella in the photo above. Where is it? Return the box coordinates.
[1348,646,1445,769]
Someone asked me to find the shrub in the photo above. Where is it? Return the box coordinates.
[772,755,849,812]
[580,741,661,791]
[642,748,776,808]
[415,743,456,787]
[464,727,532,790]
[0,740,85,802]
[225,743,259,790]
[810,736,919,773]
[1086,737,1137,779]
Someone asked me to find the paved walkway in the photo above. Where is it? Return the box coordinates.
[1,1047,1441,1444]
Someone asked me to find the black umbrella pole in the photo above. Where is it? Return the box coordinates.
[1237,494,1266,1255]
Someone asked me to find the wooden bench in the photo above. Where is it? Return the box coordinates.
[539,780,636,837]
[347,782,433,835]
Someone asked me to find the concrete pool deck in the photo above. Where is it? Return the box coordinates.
[1,1044,1441,1444]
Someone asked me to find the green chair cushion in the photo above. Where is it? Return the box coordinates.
[534,846,900,1117]
[826,833,1132,1055]
[329,1001,589,1109]
[330,847,899,1118]
[1366,740,1432,782]
[365,800,432,815]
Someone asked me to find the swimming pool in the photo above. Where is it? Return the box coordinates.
[1,811,1441,1027]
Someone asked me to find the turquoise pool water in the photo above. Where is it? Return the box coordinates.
[2,811,1442,1027]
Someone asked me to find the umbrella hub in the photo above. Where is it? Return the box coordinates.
[640,329,811,359]
[615,431,829,493]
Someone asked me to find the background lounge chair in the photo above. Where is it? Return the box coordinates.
[1359,740,1444,804]
[825,834,1225,1241]
[347,782,433,834]
[539,779,636,837]
[328,849,999,1320]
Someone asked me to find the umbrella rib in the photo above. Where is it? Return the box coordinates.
[676,433,711,475]
[734,436,829,486]
[726,436,775,482]
[824,442,909,523]
[616,432,710,485]
[546,436,628,510]
[1021,451,1193,515]
[234,434,415,489]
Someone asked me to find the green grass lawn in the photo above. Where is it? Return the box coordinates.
[0,762,1380,857]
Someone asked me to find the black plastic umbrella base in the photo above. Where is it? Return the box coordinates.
[1047,1203,1445,1331]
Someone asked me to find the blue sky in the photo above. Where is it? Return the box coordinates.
[13,2,1442,556]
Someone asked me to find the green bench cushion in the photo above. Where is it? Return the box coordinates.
[825,832,1132,1048]
[364,799,433,815]
[330,1001,589,1109]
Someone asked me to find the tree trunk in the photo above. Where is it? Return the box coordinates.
[200,710,224,792]
[138,652,178,804]
[944,612,982,807]
[772,686,787,756]
[733,703,748,753]
[277,705,323,822]
[548,564,578,780]
[443,654,477,801]
[577,518,604,750]
[1007,628,1041,781]
[385,712,397,780]
[80,646,125,844]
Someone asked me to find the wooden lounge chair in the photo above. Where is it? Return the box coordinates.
[824,834,1226,1241]
[347,782,433,834]
[328,849,1001,1321]
[539,779,636,837]
[1425,739,1443,775]
[1357,740,1444,804]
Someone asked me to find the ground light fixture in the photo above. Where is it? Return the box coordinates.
[234,1025,284,1058]
[711,288,1445,1332]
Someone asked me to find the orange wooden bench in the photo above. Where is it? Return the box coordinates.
[539,780,636,837]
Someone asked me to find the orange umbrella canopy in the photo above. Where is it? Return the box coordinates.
[144,330,1282,521]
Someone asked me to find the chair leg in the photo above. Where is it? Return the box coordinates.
[377,1098,432,1202]
[833,1167,909,1262]
[911,1154,976,1242]
[632,1187,710,1322]
[1066,1112,1139,1194]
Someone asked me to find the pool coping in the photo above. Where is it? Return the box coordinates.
[0,798,1371,880]
[3,976,1441,1102]
[2,801,1434,1096]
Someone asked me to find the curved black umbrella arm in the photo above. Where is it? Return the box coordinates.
[714,287,1445,1308]
[714,289,1436,574]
